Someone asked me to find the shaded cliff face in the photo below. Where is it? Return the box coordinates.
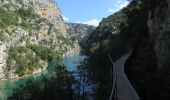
[86,10,127,54]
[148,0,170,70]
[0,0,78,80]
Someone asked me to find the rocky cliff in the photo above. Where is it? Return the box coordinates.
[30,0,67,35]
[66,23,95,42]
[0,0,79,81]
[148,0,170,70]
[66,23,95,50]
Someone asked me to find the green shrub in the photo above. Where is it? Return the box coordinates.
[0,30,5,41]
[7,46,42,76]
[0,8,18,29]
[29,45,60,61]
[16,0,23,4]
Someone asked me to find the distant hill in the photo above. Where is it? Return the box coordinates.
[66,23,96,49]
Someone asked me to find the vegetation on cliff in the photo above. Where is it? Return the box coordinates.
[6,44,61,77]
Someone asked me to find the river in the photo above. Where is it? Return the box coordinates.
[0,55,86,100]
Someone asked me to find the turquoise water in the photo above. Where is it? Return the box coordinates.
[0,55,86,100]
[63,55,86,71]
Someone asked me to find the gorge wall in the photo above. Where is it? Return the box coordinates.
[30,0,67,35]
[0,0,79,81]
[148,0,170,70]
[66,23,95,49]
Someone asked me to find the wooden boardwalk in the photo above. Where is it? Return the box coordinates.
[108,51,140,100]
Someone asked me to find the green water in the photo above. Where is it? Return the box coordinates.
[0,55,86,100]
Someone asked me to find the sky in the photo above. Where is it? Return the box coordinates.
[56,0,129,26]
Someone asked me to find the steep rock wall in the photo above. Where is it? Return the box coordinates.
[29,0,67,35]
[148,0,170,70]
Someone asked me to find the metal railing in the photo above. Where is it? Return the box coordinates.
[107,50,140,100]
[108,55,117,100]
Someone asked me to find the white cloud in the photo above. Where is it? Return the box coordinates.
[108,0,129,14]
[75,19,100,26]
[108,8,115,13]
[75,21,81,23]
[118,1,129,10]
[117,0,122,4]
[62,15,69,22]
[83,19,100,26]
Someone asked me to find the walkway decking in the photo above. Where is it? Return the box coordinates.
[108,51,140,100]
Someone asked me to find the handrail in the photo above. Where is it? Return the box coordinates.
[107,50,140,100]
[108,55,117,100]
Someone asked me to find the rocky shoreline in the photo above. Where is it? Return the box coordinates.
[0,62,47,82]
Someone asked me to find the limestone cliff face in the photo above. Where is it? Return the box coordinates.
[66,23,95,50]
[0,42,6,80]
[66,23,95,41]
[148,0,170,70]
[29,0,67,35]
[0,0,66,34]
[0,0,78,81]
